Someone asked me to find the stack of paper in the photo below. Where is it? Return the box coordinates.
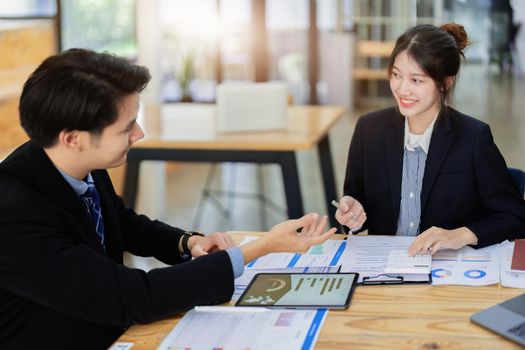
[159,238,340,350]
[157,307,328,350]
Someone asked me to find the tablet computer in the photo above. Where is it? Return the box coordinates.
[235,273,359,310]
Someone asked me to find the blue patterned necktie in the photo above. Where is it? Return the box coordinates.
[81,181,106,250]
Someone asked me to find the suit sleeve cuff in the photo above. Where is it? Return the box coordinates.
[226,246,245,278]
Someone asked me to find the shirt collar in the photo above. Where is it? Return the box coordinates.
[56,169,93,197]
[403,111,439,154]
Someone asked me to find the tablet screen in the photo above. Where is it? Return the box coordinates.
[235,273,358,309]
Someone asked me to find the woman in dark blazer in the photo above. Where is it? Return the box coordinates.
[334,23,525,255]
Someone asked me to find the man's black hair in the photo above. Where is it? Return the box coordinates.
[20,48,151,147]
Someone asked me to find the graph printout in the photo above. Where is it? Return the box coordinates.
[157,308,328,350]
[245,240,346,269]
[431,244,499,286]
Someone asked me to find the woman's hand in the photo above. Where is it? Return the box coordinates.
[334,196,367,231]
[408,226,478,255]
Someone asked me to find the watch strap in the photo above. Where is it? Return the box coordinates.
[181,231,204,256]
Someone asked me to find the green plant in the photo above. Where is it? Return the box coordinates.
[178,53,194,101]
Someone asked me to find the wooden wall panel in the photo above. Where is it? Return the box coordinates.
[0,20,56,152]
[0,20,55,70]
[0,20,126,194]
[0,97,27,148]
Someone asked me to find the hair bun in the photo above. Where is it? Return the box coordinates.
[440,22,469,52]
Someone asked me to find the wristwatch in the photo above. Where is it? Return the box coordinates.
[181,231,205,256]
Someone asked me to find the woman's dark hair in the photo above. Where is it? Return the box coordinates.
[387,23,469,107]
[19,48,151,147]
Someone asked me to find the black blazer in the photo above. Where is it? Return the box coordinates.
[0,142,234,349]
[344,107,525,247]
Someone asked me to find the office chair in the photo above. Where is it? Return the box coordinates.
[508,167,525,197]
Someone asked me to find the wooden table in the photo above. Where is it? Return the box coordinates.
[117,233,524,349]
[123,104,345,227]
[0,146,16,162]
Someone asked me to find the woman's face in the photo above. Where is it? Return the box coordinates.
[390,50,441,123]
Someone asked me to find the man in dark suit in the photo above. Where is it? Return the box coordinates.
[0,49,336,349]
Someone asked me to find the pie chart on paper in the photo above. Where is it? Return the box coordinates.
[432,268,452,279]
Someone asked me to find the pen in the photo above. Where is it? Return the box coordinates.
[331,200,353,236]
[194,306,270,313]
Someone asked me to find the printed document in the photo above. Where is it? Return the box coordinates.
[157,307,328,350]
[430,244,499,286]
[339,235,430,283]
[243,238,346,269]
[499,240,525,288]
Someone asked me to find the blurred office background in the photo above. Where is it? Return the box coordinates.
[1,1,524,247]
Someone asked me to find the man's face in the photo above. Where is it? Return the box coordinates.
[83,93,144,169]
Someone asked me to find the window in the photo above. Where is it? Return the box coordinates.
[61,0,137,58]
[159,0,252,102]
[0,0,56,17]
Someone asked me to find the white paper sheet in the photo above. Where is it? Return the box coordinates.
[244,239,346,269]
[108,342,133,350]
[157,307,328,350]
[339,235,430,283]
[431,244,499,286]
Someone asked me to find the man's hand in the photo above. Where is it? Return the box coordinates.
[408,226,478,256]
[188,232,236,257]
[334,196,367,231]
[240,213,337,264]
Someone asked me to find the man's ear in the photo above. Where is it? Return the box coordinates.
[58,130,84,151]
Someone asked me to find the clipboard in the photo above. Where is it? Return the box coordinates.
[336,266,432,285]
[339,235,433,285]
[360,273,432,285]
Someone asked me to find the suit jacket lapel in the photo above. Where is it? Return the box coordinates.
[24,142,106,253]
[385,110,405,219]
[421,109,454,212]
